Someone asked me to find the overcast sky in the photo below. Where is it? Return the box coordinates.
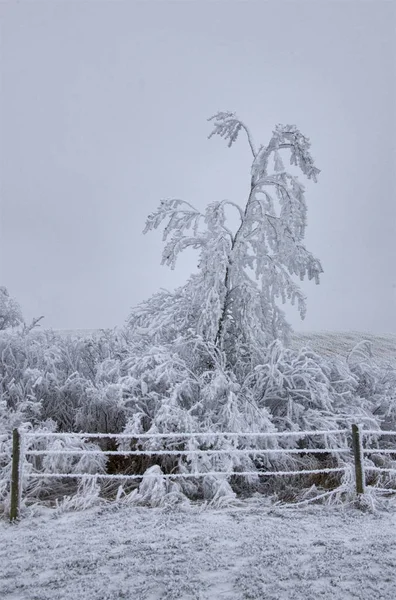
[0,0,395,334]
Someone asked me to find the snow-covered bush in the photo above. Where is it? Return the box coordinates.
[0,287,23,331]
[347,341,396,432]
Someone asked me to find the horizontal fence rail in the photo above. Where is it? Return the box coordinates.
[6,425,396,520]
[24,448,351,456]
[361,430,396,477]
[24,468,347,480]
[360,430,396,436]
[21,429,350,439]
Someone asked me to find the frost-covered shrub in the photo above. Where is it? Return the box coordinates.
[347,341,396,432]
[202,474,237,506]
[0,327,133,435]
[248,341,336,432]
[0,287,23,331]
[40,436,107,475]
[121,465,168,507]
[14,424,108,508]
[248,341,380,444]
[75,383,126,434]
[0,420,107,511]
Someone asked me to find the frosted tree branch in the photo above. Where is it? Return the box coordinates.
[208,112,257,157]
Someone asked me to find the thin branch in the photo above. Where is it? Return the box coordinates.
[220,200,244,222]
[218,225,234,244]
[170,199,202,213]
[237,120,257,157]
[253,177,294,206]
[221,117,257,158]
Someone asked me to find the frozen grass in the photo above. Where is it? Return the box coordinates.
[1,499,396,599]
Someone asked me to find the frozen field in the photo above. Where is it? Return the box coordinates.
[291,331,396,365]
[1,500,396,600]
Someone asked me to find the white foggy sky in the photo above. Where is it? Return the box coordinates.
[0,0,395,334]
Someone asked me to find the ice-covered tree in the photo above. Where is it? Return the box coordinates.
[131,111,323,370]
[0,286,23,330]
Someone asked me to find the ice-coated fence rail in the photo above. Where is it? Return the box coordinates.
[25,448,350,456]
[22,429,350,440]
[7,424,396,520]
[361,429,396,437]
[25,467,346,481]
[361,430,396,436]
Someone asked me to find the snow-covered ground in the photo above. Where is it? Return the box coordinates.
[2,500,396,599]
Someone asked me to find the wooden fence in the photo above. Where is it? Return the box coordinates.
[7,424,396,520]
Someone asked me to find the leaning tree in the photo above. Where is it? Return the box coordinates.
[130,111,323,371]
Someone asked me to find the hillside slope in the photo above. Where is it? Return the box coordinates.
[291,331,396,365]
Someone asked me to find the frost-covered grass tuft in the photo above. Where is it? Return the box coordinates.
[54,477,102,514]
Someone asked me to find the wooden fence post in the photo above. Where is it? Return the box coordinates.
[10,428,21,521]
[351,424,365,495]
